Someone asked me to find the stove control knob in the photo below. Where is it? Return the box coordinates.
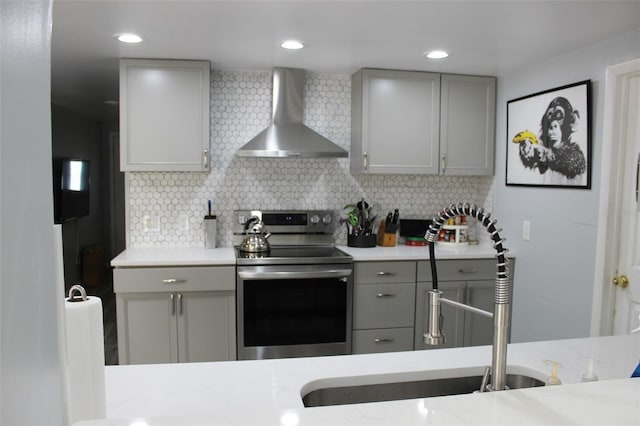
[322,214,332,224]
[310,214,320,224]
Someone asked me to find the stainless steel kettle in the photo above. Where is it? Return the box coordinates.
[238,216,271,252]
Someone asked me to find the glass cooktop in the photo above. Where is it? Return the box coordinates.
[235,245,352,266]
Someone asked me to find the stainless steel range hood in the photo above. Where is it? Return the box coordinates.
[236,67,348,158]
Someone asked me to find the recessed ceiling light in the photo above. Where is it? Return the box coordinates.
[425,50,449,59]
[115,33,143,43]
[280,40,304,50]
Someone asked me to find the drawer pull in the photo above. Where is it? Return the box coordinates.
[163,278,187,284]
[376,293,395,298]
[377,271,396,276]
[374,338,394,344]
[458,269,479,274]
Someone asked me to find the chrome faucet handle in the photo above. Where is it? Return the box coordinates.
[424,290,446,346]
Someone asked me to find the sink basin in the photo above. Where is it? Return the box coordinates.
[302,373,545,407]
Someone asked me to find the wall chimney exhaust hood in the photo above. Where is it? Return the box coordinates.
[236,67,348,158]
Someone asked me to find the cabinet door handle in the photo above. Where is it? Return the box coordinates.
[376,271,396,276]
[177,293,183,316]
[441,154,446,173]
[374,338,394,344]
[363,151,368,170]
[203,148,209,170]
[170,293,175,315]
[376,293,395,298]
[458,269,479,274]
[163,278,187,284]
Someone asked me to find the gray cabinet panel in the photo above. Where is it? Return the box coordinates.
[353,327,414,354]
[351,69,496,176]
[354,261,416,284]
[417,259,495,282]
[440,75,496,175]
[351,69,440,174]
[120,59,210,172]
[177,291,236,362]
[463,280,495,347]
[353,282,416,329]
[114,266,236,364]
[116,292,178,364]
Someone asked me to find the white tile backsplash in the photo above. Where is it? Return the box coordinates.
[128,70,494,248]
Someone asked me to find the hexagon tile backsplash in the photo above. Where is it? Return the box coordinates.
[128,70,494,248]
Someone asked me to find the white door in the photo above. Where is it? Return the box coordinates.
[613,70,640,334]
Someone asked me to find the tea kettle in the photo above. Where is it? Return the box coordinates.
[239,216,271,252]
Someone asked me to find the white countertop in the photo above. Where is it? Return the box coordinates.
[110,247,236,267]
[77,334,640,425]
[110,244,501,267]
[337,243,501,261]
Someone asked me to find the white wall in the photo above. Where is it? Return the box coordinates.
[495,27,640,342]
[0,1,65,424]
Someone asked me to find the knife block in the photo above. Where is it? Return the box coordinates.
[377,221,397,247]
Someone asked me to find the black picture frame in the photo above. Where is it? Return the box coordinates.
[506,80,591,189]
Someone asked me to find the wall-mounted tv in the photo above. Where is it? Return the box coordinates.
[53,158,90,223]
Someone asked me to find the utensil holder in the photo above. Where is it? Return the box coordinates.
[348,233,376,248]
[204,215,217,248]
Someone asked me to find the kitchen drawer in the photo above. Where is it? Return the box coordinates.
[354,261,416,284]
[417,259,495,282]
[353,282,416,329]
[113,266,235,293]
[352,327,414,354]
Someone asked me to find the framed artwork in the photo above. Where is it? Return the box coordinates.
[506,80,591,189]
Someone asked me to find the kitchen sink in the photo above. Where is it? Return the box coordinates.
[302,372,545,407]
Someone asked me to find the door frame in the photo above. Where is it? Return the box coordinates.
[592,58,640,336]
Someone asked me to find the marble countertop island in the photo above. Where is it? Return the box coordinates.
[77,334,640,425]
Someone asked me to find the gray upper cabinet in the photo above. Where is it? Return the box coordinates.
[119,59,211,172]
[351,69,496,176]
[440,74,496,175]
[351,69,440,174]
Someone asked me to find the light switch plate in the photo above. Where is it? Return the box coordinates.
[522,220,531,241]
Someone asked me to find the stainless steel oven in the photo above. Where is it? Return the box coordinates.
[234,210,353,360]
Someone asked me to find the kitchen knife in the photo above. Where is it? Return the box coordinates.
[391,209,399,224]
[385,212,392,225]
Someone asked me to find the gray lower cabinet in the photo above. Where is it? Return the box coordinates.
[352,261,416,354]
[415,259,512,351]
[114,266,236,364]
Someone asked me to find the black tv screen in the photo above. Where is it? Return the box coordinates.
[53,158,90,223]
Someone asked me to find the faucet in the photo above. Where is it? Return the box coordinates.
[423,203,511,391]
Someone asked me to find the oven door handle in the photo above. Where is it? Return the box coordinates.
[237,268,352,280]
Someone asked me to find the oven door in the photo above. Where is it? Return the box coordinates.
[236,264,353,360]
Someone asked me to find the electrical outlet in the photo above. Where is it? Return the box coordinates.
[143,214,160,232]
[522,220,531,241]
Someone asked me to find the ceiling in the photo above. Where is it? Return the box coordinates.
[51,0,640,122]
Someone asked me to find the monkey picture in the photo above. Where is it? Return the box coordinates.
[507,81,590,188]
[517,96,586,179]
